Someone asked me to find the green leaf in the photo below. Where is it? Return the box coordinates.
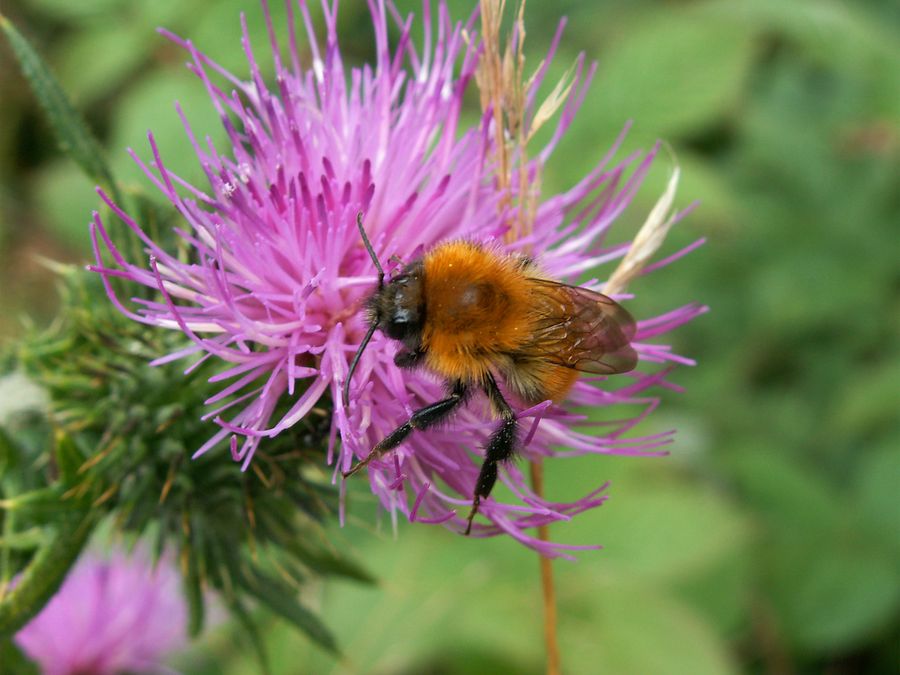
[0,428,17,477]
[595,486,749,581]
[53,430,86,486]
[188,0,290,76]
[0,638,39,675]
[854,444,900,557]
[110,70,225,190]
[570,579,739,675]
[632,150,743,232]
[544,456,751,582]
[231,601,272,675]
[286,539,375,585]
[0,487,66,515]
[243,571,339,655]
[135,0,192,27]
[25,0,129,23]
[56,22,151,105]
[833,360,900,443]
[267,519,739,675]
[707,0,900,99]
[585,10,758,143]
[0,14,123,204]
[261,524,538,675]
[0,527,48,551]
[672,547,753,637]
[769,545,900,652]
[183,546,206,638]
[725,449,840,537]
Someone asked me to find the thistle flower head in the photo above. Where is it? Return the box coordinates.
[90,1,704,557]
[14,549,186,675]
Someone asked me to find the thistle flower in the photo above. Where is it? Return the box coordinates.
[89,1,704,557]
[14,549,186,675]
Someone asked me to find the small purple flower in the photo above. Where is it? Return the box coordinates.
[89,1,704,557]
[14,549,187,675]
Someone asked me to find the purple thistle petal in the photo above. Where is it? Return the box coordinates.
[91,0,703,557]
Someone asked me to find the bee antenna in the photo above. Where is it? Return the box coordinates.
[356,212,384,287]
[343,321,379,408]
[345,212,386,408]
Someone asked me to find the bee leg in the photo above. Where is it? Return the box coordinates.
[465,374,518,535]
[393,346,425,369]
[343,380,467,478]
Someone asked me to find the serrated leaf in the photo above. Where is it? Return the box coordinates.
[0,15,123,204]
[243,572,338,655]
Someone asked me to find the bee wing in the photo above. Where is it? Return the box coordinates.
[522,278,638,374]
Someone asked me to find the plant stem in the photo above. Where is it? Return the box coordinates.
[530,459,561,675]
[0,511,95,635]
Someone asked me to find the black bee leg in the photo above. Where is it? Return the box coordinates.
[394,346,425,369]
[465,374,518,535]
[343,380,467,478]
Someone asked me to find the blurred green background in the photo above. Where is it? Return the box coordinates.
[1,0,898,673]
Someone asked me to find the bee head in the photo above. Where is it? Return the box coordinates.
[344,212,425,407]
[368,261,425,341]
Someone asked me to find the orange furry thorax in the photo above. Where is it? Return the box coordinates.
[419,241,577,403]
[421,242,528,376]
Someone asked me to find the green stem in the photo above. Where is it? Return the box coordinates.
[0,512,96,635]
[0,477,19,596]
[0,508,15,595]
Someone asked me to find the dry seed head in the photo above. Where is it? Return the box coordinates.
[605,164,682,296]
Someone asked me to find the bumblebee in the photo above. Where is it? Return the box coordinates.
[343,214,637,534]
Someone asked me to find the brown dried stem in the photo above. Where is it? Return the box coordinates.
[476,3,564,674]
[530,459,562,675]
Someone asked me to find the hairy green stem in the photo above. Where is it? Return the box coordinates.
[0,512,96,635]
